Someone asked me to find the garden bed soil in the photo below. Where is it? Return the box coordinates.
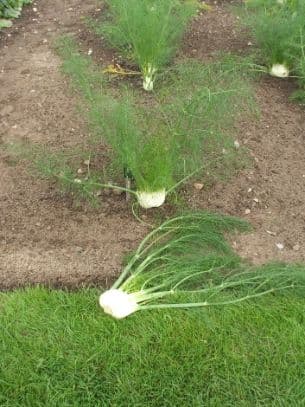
[1,0,305,290]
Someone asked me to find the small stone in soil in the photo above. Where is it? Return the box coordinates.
[193,183,204,190]
[113,189,123,196]
[0,105,14,116]
[245,209,251,215]
[276,243,284,250]
[293,244,300,251]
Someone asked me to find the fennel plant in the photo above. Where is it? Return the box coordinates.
[0,0,31,20]
[32,37,256,209]
[238,0,305,79]
[94,0,196,90]
[99,211,305,319]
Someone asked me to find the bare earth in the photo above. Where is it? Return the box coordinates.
[1,0,305,290]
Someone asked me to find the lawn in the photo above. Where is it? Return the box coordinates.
[1,287,305,406]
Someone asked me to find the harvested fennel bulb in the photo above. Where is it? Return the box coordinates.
[99,289,139,319]
[99,212,304,319]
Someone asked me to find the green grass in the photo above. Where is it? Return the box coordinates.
[1,287,305,406]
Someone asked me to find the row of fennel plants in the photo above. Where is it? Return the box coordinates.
[46,35,255,209]
[10,0,255,209]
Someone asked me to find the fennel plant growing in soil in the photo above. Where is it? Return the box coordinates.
[92,0,196,90]
[99,211,305,319]
[40,38,254,209]
[238,0,305,97]
[0,0,31,28]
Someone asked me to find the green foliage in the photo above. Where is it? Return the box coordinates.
[292,28,305,101]
[116,211,250,292]
[55,36,106,101]
[0,18,12,27]
[239,0,305,65]
[88,92,175,192]
[0,0,31,22]
[112,211,305,311]
[157,55,257,175]
[237,0,305,97]
[53,38,256,200]
[5,140,102,205]
[56,37,175,193]
[6,37,254,205]
[92,0,196,89]
[1,286,305,405]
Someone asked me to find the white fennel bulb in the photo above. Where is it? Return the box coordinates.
[98,212,302,321]
[99,289,139,319]
[136,189,166,209]
[270,64,289,78]
[143,64,157,91]
[143,76,154,91]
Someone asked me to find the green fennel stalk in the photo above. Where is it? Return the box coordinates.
[99,212,305,319]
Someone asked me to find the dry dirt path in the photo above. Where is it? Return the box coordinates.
[0,0,305,290]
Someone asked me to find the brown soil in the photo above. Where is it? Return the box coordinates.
[1,0,305,290]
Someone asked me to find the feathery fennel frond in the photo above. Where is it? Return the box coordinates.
[99,212,305,319]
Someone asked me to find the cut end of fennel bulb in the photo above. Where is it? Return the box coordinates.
[136,189,166,209]
[270,64,289,78]
[99,289,139,319]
